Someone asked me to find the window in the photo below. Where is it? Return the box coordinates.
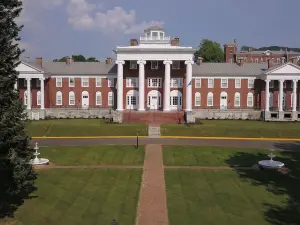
[195,92,201,106]
[255,58,259,63]
[108,77,114,87]
[37,91,41,105]
[270,80,274,88]
[96,78,102,87]
[148,78,162,88]
[108,92,114,106]
[221,79,228,88]
[96,92,102,105]
[151,61,158,69]
[130,61,137,69]
[69,91,75,105]
[247,92,253,107]
[126,77,138,87]
[172,61,180,70]
[283,81,287,88]
[195,78,201,88]
[56,91,62,105]
[81,78,89,87]
[208,79,214,88]
[56,77,62,87]
[235,79,241,88]
[234,92,240,107]
[207,92,213,106]
[69,77,75,87]
[24,91,28,105]
[36,79,41,87]
[24,79,27,87]
[248,79,254,88]
[170,78,183,88]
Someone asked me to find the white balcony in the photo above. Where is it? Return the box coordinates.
[139,36,171,44]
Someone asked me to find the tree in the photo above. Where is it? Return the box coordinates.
[53,55,99,62]
[0,0,37,218]
[194,39,224,62]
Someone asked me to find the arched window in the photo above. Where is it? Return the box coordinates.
[56,91,62,105]
[195,92,201,106]
[37,91,41,105]
[96,91,102,106]
[207,92,213,106]
[24,90,28,105]
[108,92,114,107]
[69,91,75,105]
[234,92,240,107]
[247,92,254,107]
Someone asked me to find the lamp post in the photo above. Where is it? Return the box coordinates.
[136,128,147,149]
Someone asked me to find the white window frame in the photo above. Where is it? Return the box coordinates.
[24,79,27,87]
[170,78,183,88]
[151,61,158,70]
[24,90,28,105]
[247,93,254,107]
[234,92,240,107]
[69,91,75,105]
[69,77,75,87]
[269,80,274,88]
[37,91,41,106]
[255,58,259,63]
[81,78,89,87]
[56,91,62,105]
[248,79,255,88]
[195,92,201,106]
[96,92,102,106]
[148,78,162,88]
[195,78,201,88]
[56,77,62,87]
[207,92,213,107]
[172,61,180,70]
[108,77,114,87]
[283,81,287,88]
[221,78,228,88]
[208,78,214,88]
[108,92,114,106]
[130,61,137,69]
[95,77,102,87]
[235,78,241,89]
[126,77,138,88]
[36,79,41,88]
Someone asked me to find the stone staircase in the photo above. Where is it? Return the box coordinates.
[148,124,161,138]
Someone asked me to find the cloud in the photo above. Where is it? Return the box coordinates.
[66,0,164,35]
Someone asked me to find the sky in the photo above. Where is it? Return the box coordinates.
[18,0,300,61]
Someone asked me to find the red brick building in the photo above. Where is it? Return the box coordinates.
[16,26,300,122]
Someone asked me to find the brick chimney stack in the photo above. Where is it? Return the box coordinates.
[130,39,138,46]
[267,58,272,68]
[66,56,71,65]
[171,37,180,46]
[197,57,203,65]
[106,57,112,64]
[237,57,244,66]
[35,57,43,67]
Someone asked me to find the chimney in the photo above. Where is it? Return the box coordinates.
[197,57,203,65]
[130,39,138,46]
[237,57,244,66]
[291,57,298,65]
[106,57,112,64]
[171,37,180,46]
[66,56,71,65]
[248,47,252,52]
[35,57,43,67]
[280,57,285,64]
[267,58,272,68]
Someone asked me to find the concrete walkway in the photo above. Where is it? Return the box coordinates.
[148,124,161,138]
[136,144,169,225]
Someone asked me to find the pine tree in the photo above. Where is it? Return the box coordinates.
[0,0,37,218]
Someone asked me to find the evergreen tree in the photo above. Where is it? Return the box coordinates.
[0,0,37,218]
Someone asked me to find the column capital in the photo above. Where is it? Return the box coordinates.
[265,79,270,83]
[163,60,173,65]
[185,60,194,65]
[137,60,146,65]
[279,79,285,83]
[39,77,46,81]
[26,77,32,81]
[293,79,298,83]
[115,60,125,65]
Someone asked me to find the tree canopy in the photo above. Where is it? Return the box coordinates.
[0,0,37,217]
[194,39,224,62]
[53,55,99,62]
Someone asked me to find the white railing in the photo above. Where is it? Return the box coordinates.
[140,36,171,41]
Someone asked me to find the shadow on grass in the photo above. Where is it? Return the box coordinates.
[225,141,300,225]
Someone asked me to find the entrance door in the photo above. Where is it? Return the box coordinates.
[150,96,159,109]
[82,91,89,108]
[220,92,227,110]
[127,96,137,109]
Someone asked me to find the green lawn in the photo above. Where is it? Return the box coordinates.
[3,169,141,225]
[163,146,297,168]
[165,169,299,225]
[27,119,147,137]
[161,120,300,138]
[39,145,145,166]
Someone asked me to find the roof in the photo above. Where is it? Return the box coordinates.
[192,63,269,75]
[144,26,164,32]
[236,50,300,56]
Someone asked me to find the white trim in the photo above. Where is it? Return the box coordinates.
[96,91,102,105]
[221,78,228,88]
[95,77,102,87]
[108,77,114,87]
[50,75,117,78]
[247,92,254,107]
[235,78,241,88]
[207,92,213,106]
[81,77,89,87]
[126,77,139,87]
[247,78,255,88]
[56,77,62,87]
[195,92,201,106]
[195,78,201,88]
[36,79,41,87]
[192,76,257,79]
[108,92,114,106]
[151,61,159,69]
[24,90,28,105]
[171,61,180,70]
[208,78,214,88]
[20,61,44,73]
[169,90,182,110]
[126,90,139,109]
[69,91,75,105]
[265,62,300,74]
[129,60,137,69]
[234,92,240,107]
[69,77,75,87]
[37,91,41,105]
[148,77,162,88]
[56,91,62,105]
[170,78,183,88]
[81,91,89,108]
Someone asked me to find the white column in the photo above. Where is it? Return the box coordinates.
[279,79,284,111]
[293,79,298,112]
[163,60,172,111]
[265,79,270,112]
[14,80,18,90]
[185,60,194,111]
[116,60,125,111]
[40,77,45,109]
[137,60,146,111]
[26,78,31,110]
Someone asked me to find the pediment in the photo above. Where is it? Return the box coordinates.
[16,61,43,73]
[266,62,300,74]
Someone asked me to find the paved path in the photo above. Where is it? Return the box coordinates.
[136,144,169,225]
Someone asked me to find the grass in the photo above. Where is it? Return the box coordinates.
[27,119,147,137]
[2,169,142,225]
[163,146,297,167]
[165,169,296,225]
[161,120,300,138]
[39,145,145,166]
